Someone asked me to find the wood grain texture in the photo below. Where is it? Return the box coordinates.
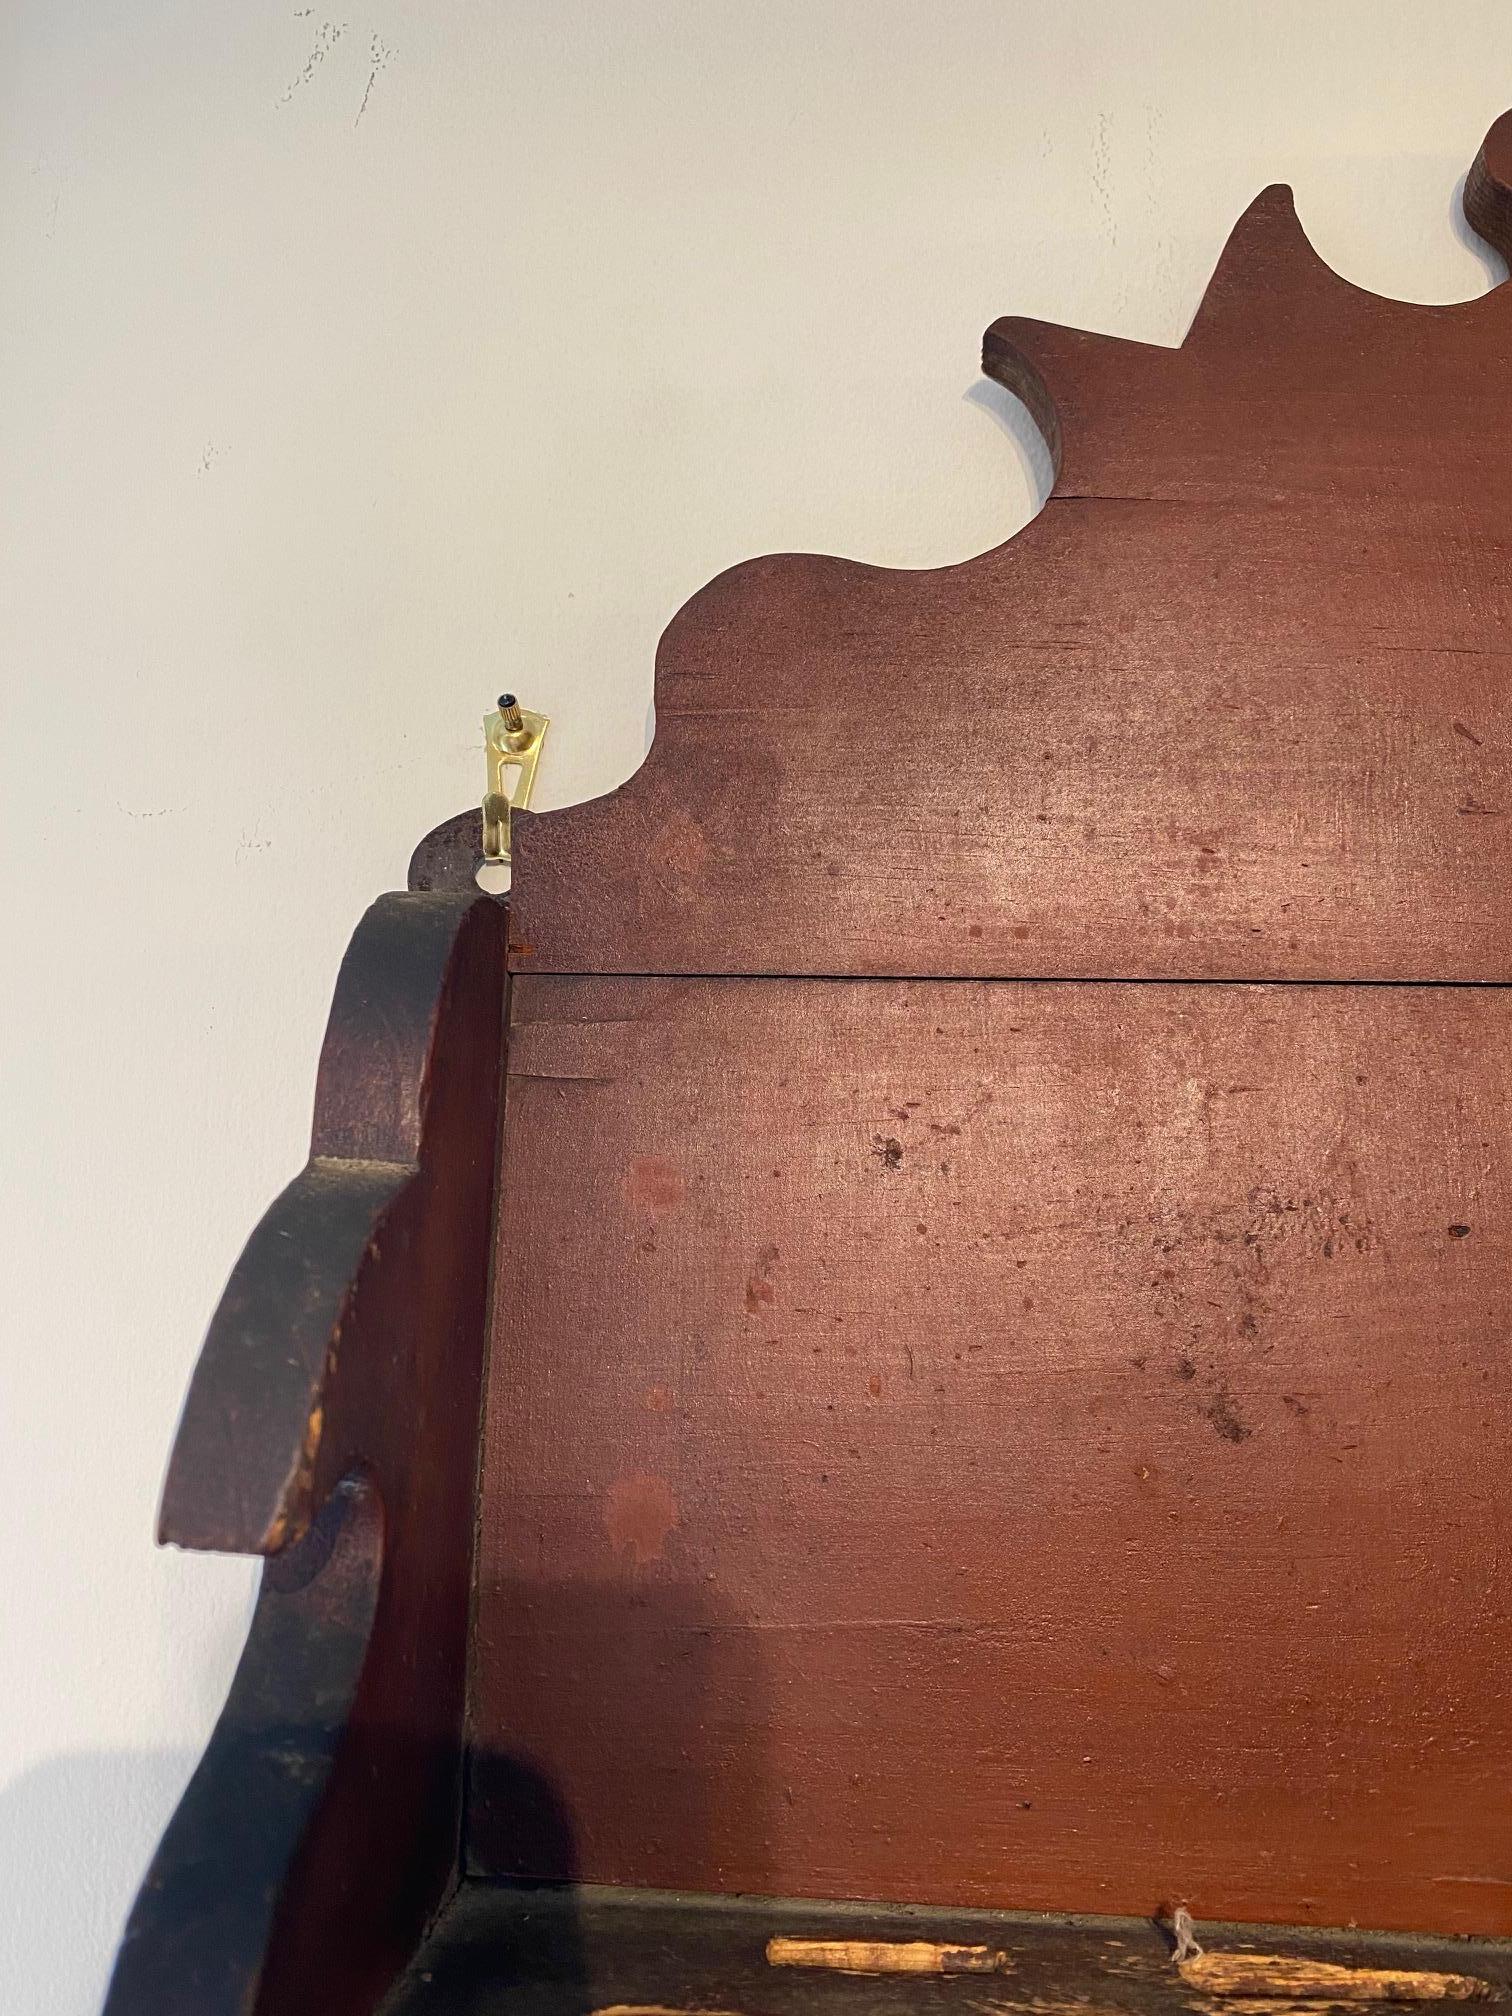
[766,1939,1009,1974]
[1176,1952,1492,2001]
[472,118,1512,982]
[471,974,1512,1935]
[104,1476,382,2016]
[116,890,508,2016]
[379,1884,1512,2016]
[161,889,503,1554]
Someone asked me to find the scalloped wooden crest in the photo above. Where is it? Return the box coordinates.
[412,115,1512,987]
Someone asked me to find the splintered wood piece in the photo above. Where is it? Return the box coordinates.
[591,2006,751,2016]
[1177,1953,1493,2001]
[767,1939,1011,1974]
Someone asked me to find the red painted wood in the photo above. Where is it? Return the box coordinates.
[471,973,1512,1936]
[493,118,1512,982]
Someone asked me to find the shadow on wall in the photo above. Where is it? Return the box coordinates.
[963,376,1057,511]
[1452,173,1511,285]
[0,1748,200,2016]
[8,1581,773,2014]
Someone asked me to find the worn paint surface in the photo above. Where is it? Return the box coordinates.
[109,894,509,2016]
[604,1474,680,1567]
[472,973,1512,1934]
[492,118,1512,986]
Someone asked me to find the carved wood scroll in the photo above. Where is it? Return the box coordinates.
[110,891,507,2016]
[480,114,1512,982]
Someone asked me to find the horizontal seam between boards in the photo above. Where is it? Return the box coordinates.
[505,969,1512,991]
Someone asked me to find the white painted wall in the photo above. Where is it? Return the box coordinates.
[2,5,1508,2009]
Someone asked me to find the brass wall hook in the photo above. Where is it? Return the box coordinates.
[481,693,549,863]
